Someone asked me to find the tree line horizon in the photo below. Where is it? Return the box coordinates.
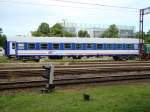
[31,22,150,41]
[0,22,150,48]
[31,22,119,38]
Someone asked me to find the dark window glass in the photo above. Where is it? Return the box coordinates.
[64,43,71,49]
[12,43,16,49]
[41,43,48,49]
[76,43,82,49]
[127,44,133,49]
[107,44,112,49]
[28,43,35,49]
[96,44,103,49]
[53,43,59,50]
[116,44,122,49]
[87,43,93,49]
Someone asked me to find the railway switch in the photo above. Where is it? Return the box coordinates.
[41,64,55,93]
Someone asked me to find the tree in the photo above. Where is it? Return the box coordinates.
[135,31,150,43]
[32,22,50,37]
[31,31,42,37]
[145,35,150,43]
[32,22,75,37]
[0,28,6,48]
[101,24,119,38]
[78,30,90,37]
[0,28,2,34]
[38,23,50,36]
[135,31,147,39]
[147,30,150,36]
[50,23,75,37]
[50,23,64,37]
[64,31,76,37]
[145,30,150,43]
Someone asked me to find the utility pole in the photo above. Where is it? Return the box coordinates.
[62,19,65,37]
[139,7,150,60]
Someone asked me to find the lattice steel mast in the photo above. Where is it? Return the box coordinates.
[139,7,150,59]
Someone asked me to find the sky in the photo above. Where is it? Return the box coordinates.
[0,0,150,36]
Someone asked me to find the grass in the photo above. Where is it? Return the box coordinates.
[0,83,150,112]
[0,56,23,63]
[0,56,10,63]
[0,56,113,63]
[40,56,113,62]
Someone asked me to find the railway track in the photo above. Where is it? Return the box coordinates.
[1,72,150,90]
[0,61,150,90]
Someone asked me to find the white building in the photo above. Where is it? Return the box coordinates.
[61,21,135,38]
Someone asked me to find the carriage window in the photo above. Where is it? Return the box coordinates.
[107,44,113,49]
[116,44,122,49]
[134,44,139,49]
[53,43,59,50]
[127,44,133,49]
[40,43,48,49]
[18,43,24,50]
[76,43,82,49]
[28,43,35,49]
[64,43,71,49]
[96,44,103,49]
[87,43,93,49]
[12,43,16,49]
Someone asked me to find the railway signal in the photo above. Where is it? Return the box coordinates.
[41,64,55,93]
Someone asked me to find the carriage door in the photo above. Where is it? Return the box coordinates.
[9,41,16,55]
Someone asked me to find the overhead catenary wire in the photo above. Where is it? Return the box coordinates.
[50,0,139,10]
[0,0,139,12]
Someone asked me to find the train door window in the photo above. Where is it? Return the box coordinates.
[53,43,60,50]
[12,43,16,49]
[96,44,103,49]
[87,43,93,49]
[107,44,112,49]
[127,44,133,50]
[116,44,122,49]
[18,43,24,50]
[28,43,35,49]
[40,43,48,49]
[64,43,71,49]
[76,43,82,49]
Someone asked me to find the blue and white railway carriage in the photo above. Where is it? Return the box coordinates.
[6,36,139,60]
